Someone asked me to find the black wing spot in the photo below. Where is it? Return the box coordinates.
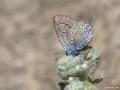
[66,24,68,26]
[68,26,71,28]
[62,31,66,33]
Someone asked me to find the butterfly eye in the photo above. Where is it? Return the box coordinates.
[70,40,74,44]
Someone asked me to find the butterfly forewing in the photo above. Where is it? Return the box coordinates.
[53,15,76,51]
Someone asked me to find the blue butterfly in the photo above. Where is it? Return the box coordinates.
[53,15,93,56]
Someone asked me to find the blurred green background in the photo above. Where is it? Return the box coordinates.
[0,0,120,90]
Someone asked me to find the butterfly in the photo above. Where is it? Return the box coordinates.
[53,15,93,56]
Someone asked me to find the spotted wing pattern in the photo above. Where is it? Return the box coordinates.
[73,22,93,50]
[53,15,93,56]
[53,16,76,53]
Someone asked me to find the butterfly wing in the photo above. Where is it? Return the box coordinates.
[53,15,76,53]
[53,15,93,56]
[73,22,93,50]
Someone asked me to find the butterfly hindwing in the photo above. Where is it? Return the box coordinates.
[73,23,93,50]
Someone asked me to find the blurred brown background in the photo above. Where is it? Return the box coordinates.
[0,0,120,90]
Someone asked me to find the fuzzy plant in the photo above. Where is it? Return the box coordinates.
[56,45,104,90]
[53,15,105,90]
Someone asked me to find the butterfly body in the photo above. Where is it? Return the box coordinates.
[53,15,93,56]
